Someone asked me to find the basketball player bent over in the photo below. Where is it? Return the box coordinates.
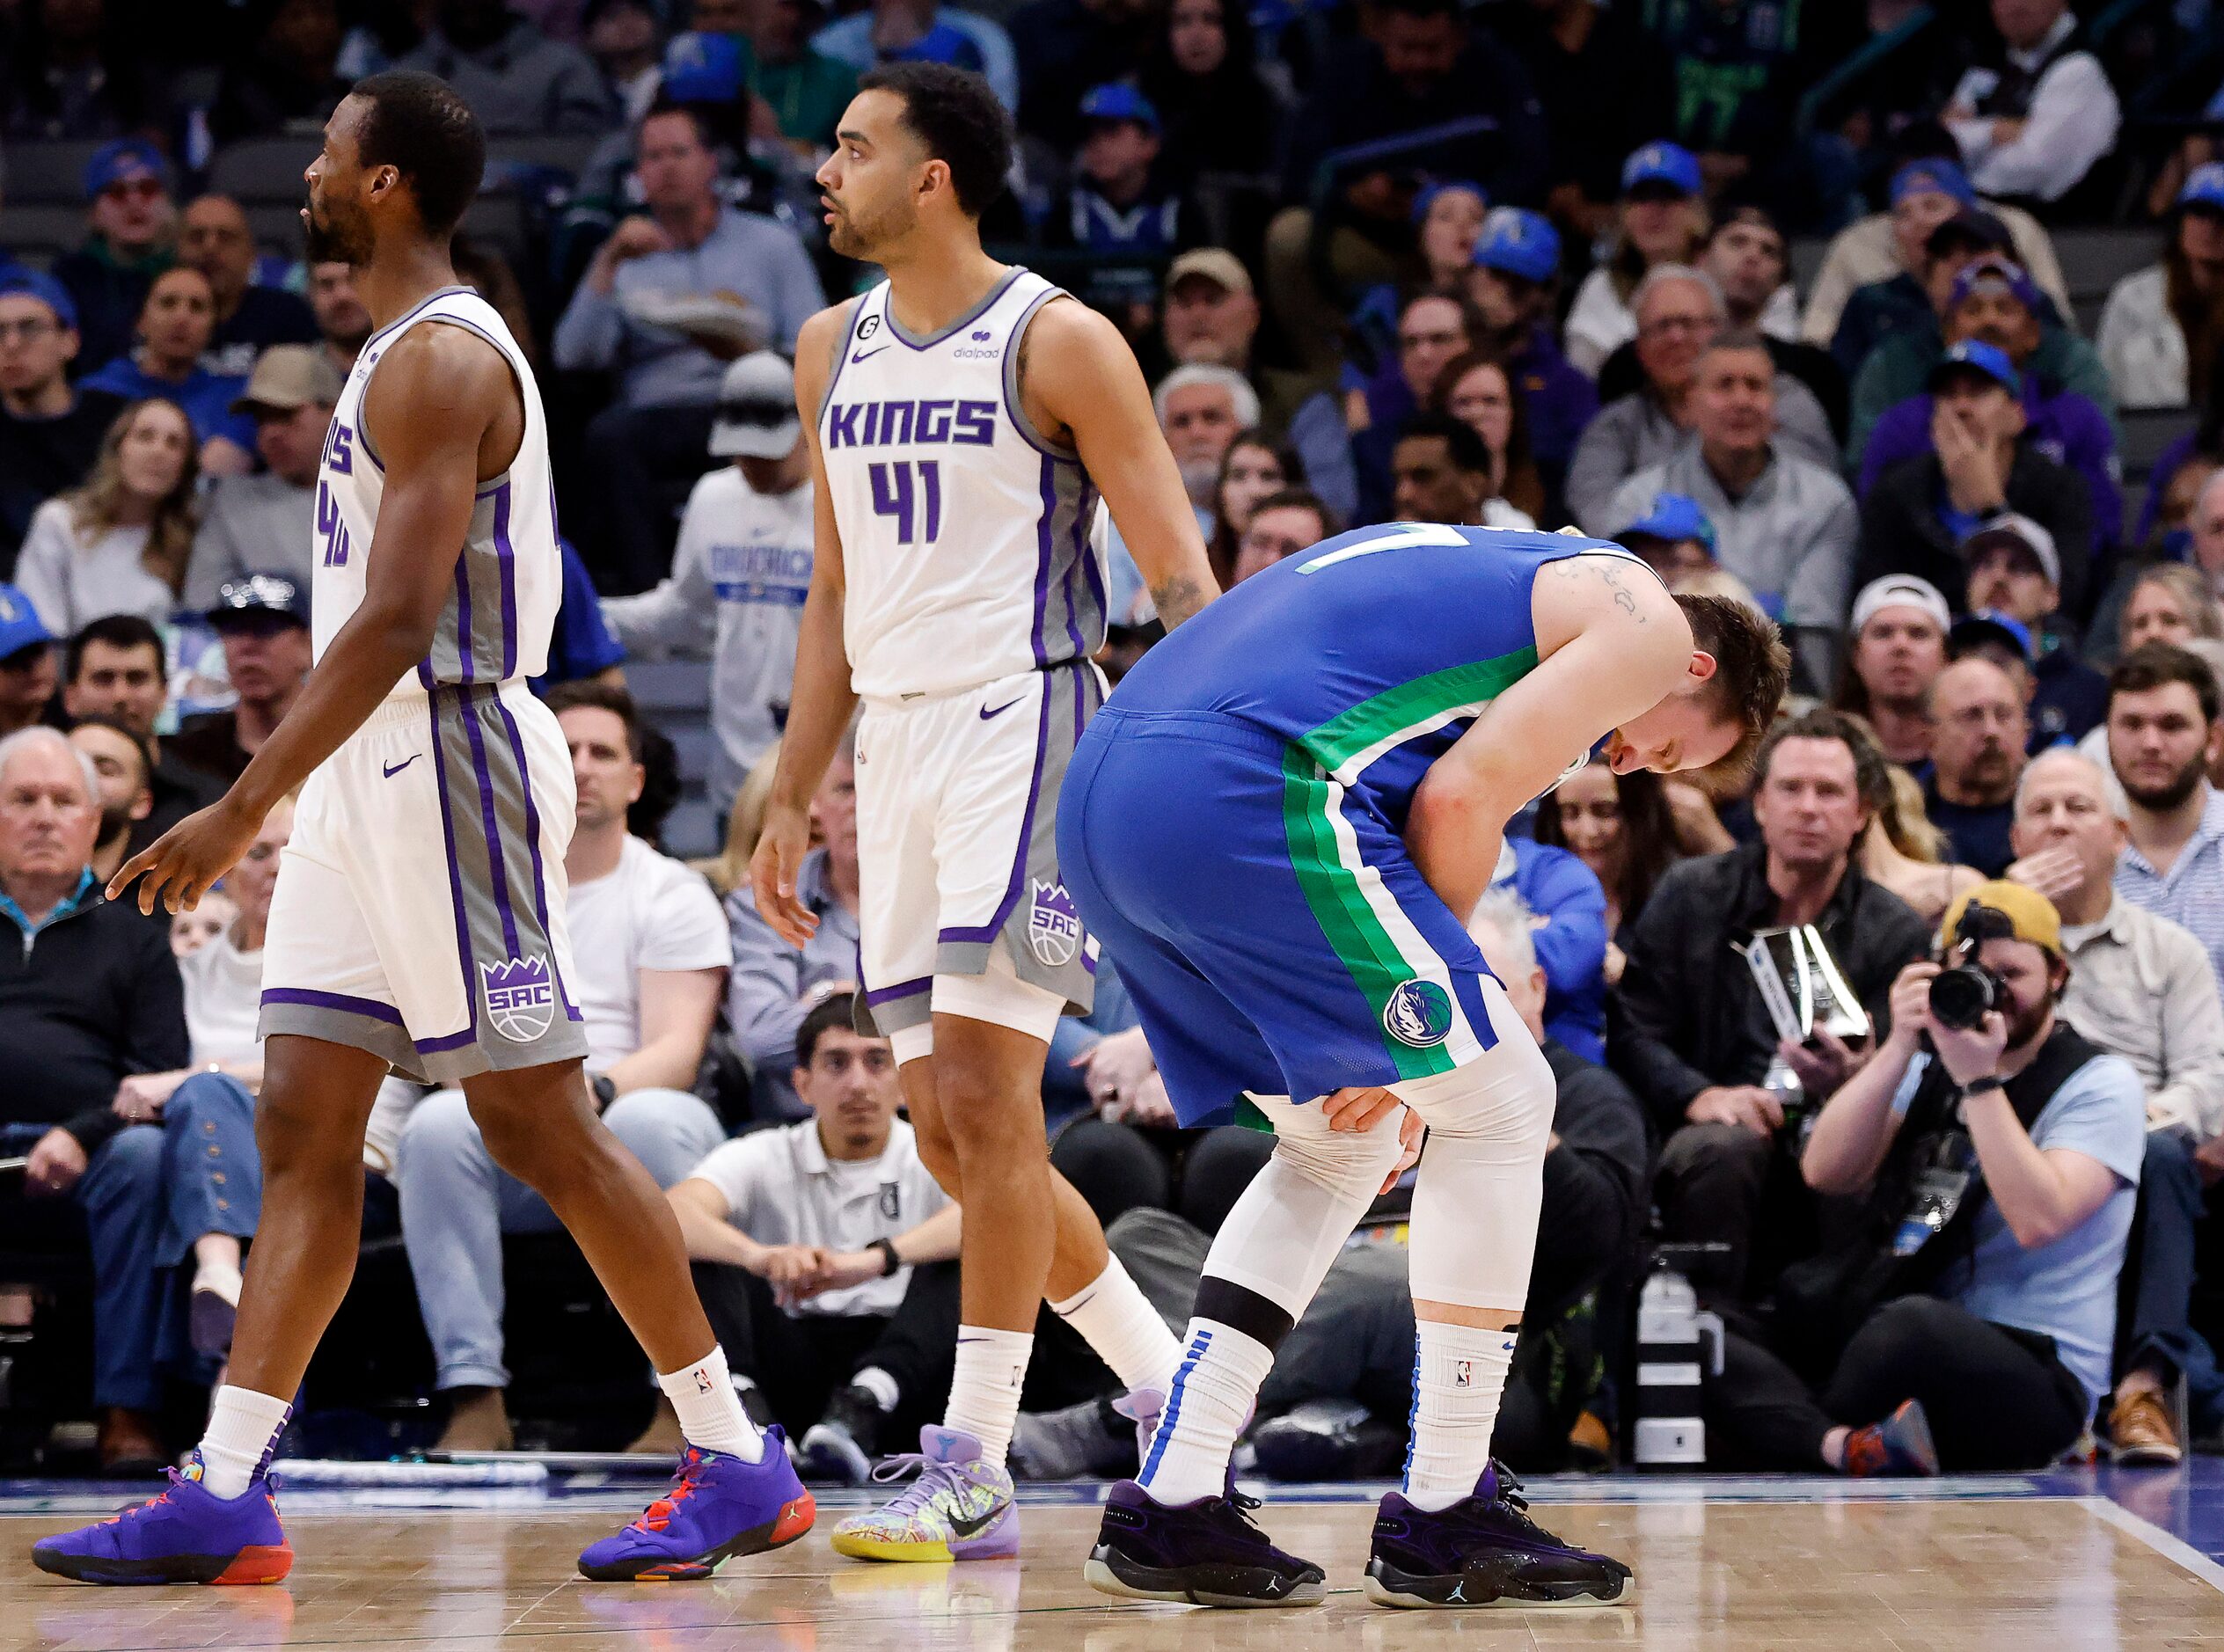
[1062,529,1789,1607]
[35,75,810,1587]
[750,63,1218,1561]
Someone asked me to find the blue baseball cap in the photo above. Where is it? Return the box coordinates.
[1615,492,1716,554]
[208,571,310,629]
[1949,607,2034,665]
[1411,179,1485,225]
[1079,83,1160,132]
[660,31,746,104]
[1928,338,2023,398]
[1890,157,1975,208]
[1470,207,1561,284]
[82,137,171,204]
[0,585,53,661]
[2182,163,2224,214]
[1947,253,2043,318]
[1620,142,1701,199]
[0,266,77,333]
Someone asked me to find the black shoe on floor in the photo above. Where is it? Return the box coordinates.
[1084,1479,1325,1608]
[794,1383,882,1484]
[1365,1460,1633,1609]
[1249,1399,1406,1480]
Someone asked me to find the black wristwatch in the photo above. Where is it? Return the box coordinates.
[1957,1075,2007,1103]
[871,1237,901,1276]
[589,1074,618,1110]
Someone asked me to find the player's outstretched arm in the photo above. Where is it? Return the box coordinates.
[1020,299,1218,629]
[110,325,506,915]
[752,302,859,947]
[1406,557,1695,925]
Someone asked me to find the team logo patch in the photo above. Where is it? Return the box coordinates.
[1028,880,1083,967]
[481,954,556,1042]
[1383,979,1454,1049]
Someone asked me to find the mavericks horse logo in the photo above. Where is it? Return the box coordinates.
[482,954,556,1042]
[1383,979,1454,1049]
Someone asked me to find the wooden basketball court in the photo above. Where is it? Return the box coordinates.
[9,1472,2224,1649]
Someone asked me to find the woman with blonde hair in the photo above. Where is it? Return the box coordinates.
[15,397,200,634]
[694,740,786,897]
[2121,563,2224,654]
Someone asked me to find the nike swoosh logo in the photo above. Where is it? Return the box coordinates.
[852,346,889,364]
[979,698,1023,720]
[383,755,421,778]
[948,1505,1004,1539]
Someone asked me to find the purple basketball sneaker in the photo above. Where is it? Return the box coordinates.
[1084,1480,1326,1608]
[1364,1461,1633,1609]
[577,1433,816,1581]
[32,1451,293,1585]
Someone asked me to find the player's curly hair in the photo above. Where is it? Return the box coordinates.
[352,69,485,238]
[1679,593,1790,792]
[860,62,1013,219]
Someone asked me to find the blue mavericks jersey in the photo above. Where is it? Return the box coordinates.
[1109,523,1632,822]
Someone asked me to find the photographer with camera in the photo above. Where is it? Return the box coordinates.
[1703,883,2143,1473]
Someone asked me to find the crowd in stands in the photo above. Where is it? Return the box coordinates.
[19,0,2224,1484]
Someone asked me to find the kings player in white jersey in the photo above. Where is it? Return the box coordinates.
[36,74,816,1590]
[750,63,1218,1560]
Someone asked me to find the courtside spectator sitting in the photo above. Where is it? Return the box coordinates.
[67,715,152,887]
[80,269,255,475]
[1489,837,1610,1065]
[1227,488,1332,585]
[1925,653,2030,879]
[1347,292,1481,524]
[392,0,618,132]
[2006,749,2224,1465]
[58,613,221,844]
[1464,208,1596,501]
[1943,0,2120,206]
[669,991,962,1481]
[15,398,200,636]
[1049,84,1180,257]
[1564,143,1708,380]
[726,726,862,1121]
[553,99,826,592]
[1960,515,2107,748]
[0,727,188,1473]
[1855,340,2095,618]
[51,138,176,376]
[0,587,55,740]
[1433,350,1546,530]
[305,260,373,384]
[1710,882,2143,1473]
[604,352,813,821]
[2108,643,2224,993]
[168,574,312,786]
[176,195,320,381]
[813,0,1020,109]
[396,684,730,1453]
[1611,709,1928,1304]
[1388,414,1496,533]
[2098,164,2224,412]
[1604,330,1857,695]
[0,267,128,572]
[184,347,342,606]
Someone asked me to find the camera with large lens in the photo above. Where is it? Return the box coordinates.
[1928,902,2013,1031]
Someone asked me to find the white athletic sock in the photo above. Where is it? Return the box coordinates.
[658,1346,764,1462]
[1137,1318,1275,1505]
[1403,1322,1517,1511]
[944,1325,1032,1467]
[1050,1255,1182,1394]
[197,1385,293,1499]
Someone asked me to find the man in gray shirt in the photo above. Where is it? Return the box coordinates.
[554,100,825,590]
[184,347,340,608]
[393,0,618,134]
[1605,331,1857,695]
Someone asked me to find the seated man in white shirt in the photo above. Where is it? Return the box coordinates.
[669,991,962,1484]
[396,682,732,1453]
[1943,0,2121,208]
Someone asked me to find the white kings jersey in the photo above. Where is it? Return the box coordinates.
[818,269,1107,700]
[314,287,562,694]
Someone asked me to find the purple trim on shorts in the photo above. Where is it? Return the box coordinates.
[865,976,933,1006]
[1082,949,1097,976]
[453,552,476,685]
[428,691,479,1040]
[260,987,404,1026]
[414,1028,479,1053]
[459,689,523,961]
[938,669,1053,945]
[493,692,582,1022]
[1030,457,1053,670]
[417,654,435,690]
[489,481,517,680]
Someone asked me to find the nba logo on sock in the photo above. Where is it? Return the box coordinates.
[694,1369,713,1395]
[481,954,555,1041]
[1383,979,1453,1048]
[1028,880,1083,966]
[1455,1359,1473,1388]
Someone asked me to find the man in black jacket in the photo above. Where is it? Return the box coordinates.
[0,726,189,1472]
[1610,709,1929,1302]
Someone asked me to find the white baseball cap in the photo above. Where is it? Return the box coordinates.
[1849,574,1951,637]
[709,351,801,458]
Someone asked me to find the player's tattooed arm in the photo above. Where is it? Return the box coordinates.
[1546,552,1647,621]
[1019,296,1220,628]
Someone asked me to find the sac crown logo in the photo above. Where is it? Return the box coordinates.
[1383,978,1453,1049]
[481,954,556,1041]
[1028,880,1083,967]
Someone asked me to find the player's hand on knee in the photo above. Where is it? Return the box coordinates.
[1380,1108,1425,1194]
[1322,1085,1401,1133]
[747,804,821,947]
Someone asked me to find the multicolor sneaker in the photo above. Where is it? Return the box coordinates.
[1084,1480,1326,1608]
[828,1426,1017,1562]
[32,1451,292,1585]
[576,1433,816,1581]
[1364,1461,1633,1609]
[1843,1400,1940,1478]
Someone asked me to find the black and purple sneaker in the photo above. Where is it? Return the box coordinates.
[1364,1461,1633,1610]
[1083,1480,1326,1609]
